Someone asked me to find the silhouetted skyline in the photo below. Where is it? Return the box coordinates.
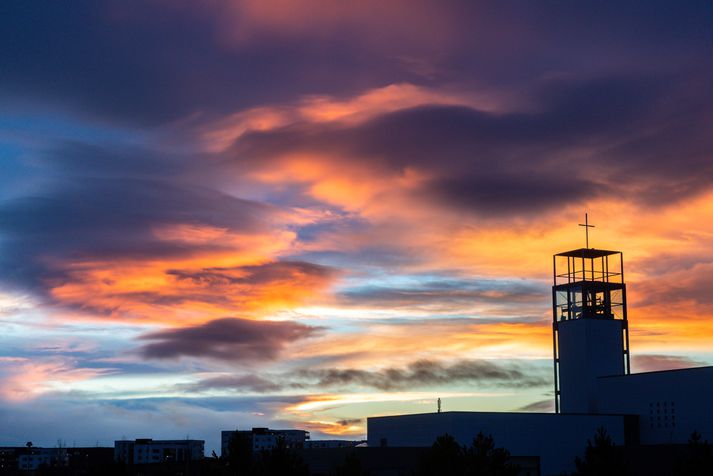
[0,0,712,455]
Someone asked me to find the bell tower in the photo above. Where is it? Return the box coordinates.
[552,218,630,414]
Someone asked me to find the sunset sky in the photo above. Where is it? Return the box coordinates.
[1,1,713,454]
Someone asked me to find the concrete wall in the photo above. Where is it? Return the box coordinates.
[596,366,713,444]
[367,411,629,476]
[558,318,626,413]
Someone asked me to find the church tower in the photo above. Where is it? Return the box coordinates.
[552,218,630,413]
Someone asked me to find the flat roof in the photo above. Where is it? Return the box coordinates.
[367,410,635,420]
[597,365,713,379]
[555,248,621,259]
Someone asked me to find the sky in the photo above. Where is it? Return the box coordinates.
[1,0,713,454]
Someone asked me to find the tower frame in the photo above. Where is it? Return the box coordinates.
[552,248,630,413]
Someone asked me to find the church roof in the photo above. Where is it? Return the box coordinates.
[555,248,620,259]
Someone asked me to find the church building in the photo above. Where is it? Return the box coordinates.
[367,234,713,475]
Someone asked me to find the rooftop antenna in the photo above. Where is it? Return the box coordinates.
[578,213,595,249]
[437,398,441,413]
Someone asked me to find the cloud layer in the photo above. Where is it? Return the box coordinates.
[1,0,712,447]
[185,358,549,393]
[139,318,321,361]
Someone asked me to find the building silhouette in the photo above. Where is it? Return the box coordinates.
[368,243,713,475]
[114,438,204,465]
[221,428,310,457]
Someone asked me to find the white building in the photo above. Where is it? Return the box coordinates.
[114,439,204,464]
[368,246,713,475]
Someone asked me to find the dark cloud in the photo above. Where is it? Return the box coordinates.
[0,177,271,289]
[0,1,425,125]
[139,318,321,361]
[0,140,343,321]
[2,2,710,220]
[424,175,601,217]
[345,77,661,158]
[168,261,335,288]
[2,1,709,127]
[231,72,713,214]
[632,354,709,374]
[297,359,548,390]
[188,359,548,393]
[336,419,363,427]
[339,277,544,309]
[0,141,276,296]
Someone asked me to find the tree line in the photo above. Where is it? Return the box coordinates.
[221,427,713,476]
[10,428,713,475]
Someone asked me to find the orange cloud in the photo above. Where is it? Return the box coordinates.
[50,258,336,326]
[199,83,512,153]
[47,224,336,326]
[301,419,364,437]
[294,84,508,125]
[287,320,551,371]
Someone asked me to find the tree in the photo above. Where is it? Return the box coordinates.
[465,432,519,476]
[418,433,518,476]
[329,450,370,476]
[674,430,713,476]
[418,433,466,476]
[228,431,256,476]
[255,437,309,476]
[573,427,630,476]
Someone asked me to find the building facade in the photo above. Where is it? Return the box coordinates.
[221,428,310,457]
[114,439,204,464]
[368,412,635,475]
[16,448,63,471]
[596,366,713,444]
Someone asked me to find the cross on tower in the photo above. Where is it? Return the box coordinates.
[579,213,595,249]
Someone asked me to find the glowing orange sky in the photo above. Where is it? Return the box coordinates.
[1,0,712,453]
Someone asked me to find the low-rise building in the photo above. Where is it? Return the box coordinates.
[16,447,68,471]
[1,446,113,472]
[221,428,309,457]
[114,439,204,464]
[304,440,362,449]
[0,448,20,472]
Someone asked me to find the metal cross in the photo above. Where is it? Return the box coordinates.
[579,213,595,249]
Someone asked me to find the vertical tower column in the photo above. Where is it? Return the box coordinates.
[552,248,630,414]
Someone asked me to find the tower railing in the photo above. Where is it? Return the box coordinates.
[553,248,624,286]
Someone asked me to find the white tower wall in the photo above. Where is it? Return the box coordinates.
[558,318,625,413]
